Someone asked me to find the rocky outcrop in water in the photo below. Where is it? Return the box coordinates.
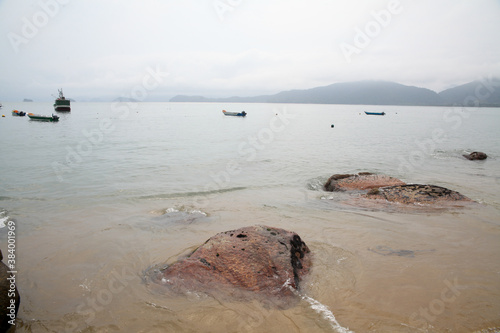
[324,172,472,206]
[0,249,20,332]
[463,151,487,160]
[324,172,406,192]
[364,184,472,204]
[147,225,311,301]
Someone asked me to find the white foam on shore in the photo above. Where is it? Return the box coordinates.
[283,279,353,333]
[164,207,207,216]
[0,215,9,228]
[189,209,207,216]
[299,293,354,333]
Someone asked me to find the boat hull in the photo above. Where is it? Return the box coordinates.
[54,105,71,112]
[12,110,26,117]
[364,111,385,115]
[222,110,247,117]
[28,113,59,122]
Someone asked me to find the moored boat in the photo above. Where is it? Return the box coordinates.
[27,113,59,122]
[12,110,26,116]
[222,110,247,117]
[365,111,385,116]
[54,89,71,112]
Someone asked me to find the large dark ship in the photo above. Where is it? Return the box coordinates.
[54,89,70,112]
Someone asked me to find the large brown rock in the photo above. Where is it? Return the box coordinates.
[323,172,472,207]
[324,172,406,192]
[147,225,311,300]
[463,152,487,160]
[365,184,472,204]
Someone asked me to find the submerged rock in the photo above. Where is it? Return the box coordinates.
[365,184,472,204]
[147,225,311,301]
[463,151,487,160]
[0,250,20,332]
[324,172,406,192]
[368,245,435,258]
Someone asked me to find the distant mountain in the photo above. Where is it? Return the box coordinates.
[170,79,500,106]
[266,81,441,105]
[439,78,500,106]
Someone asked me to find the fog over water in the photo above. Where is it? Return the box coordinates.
[0,0,499,102]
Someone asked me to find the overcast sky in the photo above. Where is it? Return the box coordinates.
[1,0,499,102]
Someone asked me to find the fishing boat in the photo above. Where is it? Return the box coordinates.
[222,110,247,117]
[27,113,59,122]
[54,89,71,112]
[364,111,385,116]
[12,110,26,116]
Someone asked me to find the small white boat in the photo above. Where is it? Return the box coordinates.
[12,110,26,116]
[222,110,247,117]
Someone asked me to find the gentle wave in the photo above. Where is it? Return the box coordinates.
[299,293,354,333]
[0,210,10,228]
[306,176,328,191]
[0,216,9,228]
[139,186,247,200]
[164,208,207,216]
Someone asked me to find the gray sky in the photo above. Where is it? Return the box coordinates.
[1,0,499,102]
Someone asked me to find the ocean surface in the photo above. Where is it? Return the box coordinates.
[1,102,499,332]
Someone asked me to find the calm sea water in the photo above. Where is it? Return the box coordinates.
[1,102,499,332]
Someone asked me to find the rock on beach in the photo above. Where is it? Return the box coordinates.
[147,225,311,301]
[324,172,406,192]
[324,172,472,206]
[365,184,472,204]
[463,152,487,160]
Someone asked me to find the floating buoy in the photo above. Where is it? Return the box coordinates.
[331,124,334,128]
[2,115,5,117]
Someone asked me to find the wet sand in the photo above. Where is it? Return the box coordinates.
[13,187,500,332]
